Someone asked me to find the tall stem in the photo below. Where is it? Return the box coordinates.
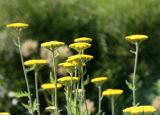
[52,51,58,114]
[74,67,78,115]
[80,66,88,114]
[111,96,115,115]
[35,70,40,115]
[17,30,33,115]
[66,87,71,115]
[132,42,139,106]
[98,86,102,114]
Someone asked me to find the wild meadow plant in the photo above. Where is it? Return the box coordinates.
[123,35,157,115]
[1,23,157,115]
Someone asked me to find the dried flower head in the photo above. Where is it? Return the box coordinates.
[74,37,92,43]
[57,45,72,58]
[125,34,148,42]
[102,89,123,96]
[24,59,48,66]
[69,42,91,53]
[21,40,38,57]
[152,96,160,111]
[82,99,96,113]
[6,23,29,29]
[41,83,62,90]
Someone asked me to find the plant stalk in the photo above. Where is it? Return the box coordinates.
[52,51,58,115]
[98,86,102,114]
[132,42,139,106]
[111,96,115,115]
[35,70,40,115]
[17,30,33,115]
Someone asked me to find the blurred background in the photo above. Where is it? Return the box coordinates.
[0,0,160,114]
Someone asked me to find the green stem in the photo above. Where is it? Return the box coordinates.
[111,96,115,115]
[52,51,58,114]
[80,66,88,114]
[132,42,139,106]
[35,70,40,115]
[98,86,102,114]
[66,87,71,115]
[17,30,33,115]
[74,67,78,115]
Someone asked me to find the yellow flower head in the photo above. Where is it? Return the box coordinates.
[41,83,62,90]
[67,54,93,64]
[125,34,148,42]
[102,89,123,96]
[69,42,91,53]
[41,41,65,50]
[6,23,29,29]
[123,105,156,114]
[58,62,75,69]
[58,76,79,86]
[24,59,48,66]
[74,37,92,43]
[91,77,108,85]
[0,112,10,115]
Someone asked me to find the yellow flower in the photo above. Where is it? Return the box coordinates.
[0,112,10,115]
[67,54,93,64]
[58,76,79,85]
[123,105,156,114]
[69,42,91,52]
[24,59,48,66]
[125,34,148,42]
[41,41,65,49]
[102,89,123,96]
[58,62,74,69]
[66,59,86,67]
[6,23,29,29]
[41,83,62,90]
[74,37,92,43]
[91,77,108,85]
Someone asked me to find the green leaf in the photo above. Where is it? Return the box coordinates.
[33,99,38,112]
[22,103,30,111]
[84,76,90,86]
[125,80,133,90]
[50,72,55,83]
[14,91,30,98]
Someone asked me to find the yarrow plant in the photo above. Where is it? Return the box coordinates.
[6,22,34,115]
[4,22,157,115]
[125,34,148,106]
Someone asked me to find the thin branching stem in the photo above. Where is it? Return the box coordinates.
[132,42,139,106]
[17,29,33,115]
[35,69,40,115]
[52,50,58,114]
